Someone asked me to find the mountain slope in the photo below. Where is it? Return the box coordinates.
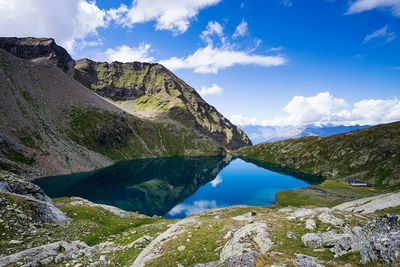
[235,122,400,188]
[0,37,250,178]
[243,124,370,143]
[73,58,251,150]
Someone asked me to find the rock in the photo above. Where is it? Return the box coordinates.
[317,211,344,227]
[0,241,96,266]
[232,212,258,222]
[132,218,198,267]
[226,251,260,267]
[220,222,272,262]
[293,254,325,267]
[99,255,107,265]
[69,197,129,217]
[355,214,400,264]
[8,240,22,244]
[301,231,351,250]
[333,191,400,214]
[126,235,152,249]
[223,231,232,239]
[177,246,186,252]
[286,231,296,239]
[305,219,317,230]
[290,208,330,219]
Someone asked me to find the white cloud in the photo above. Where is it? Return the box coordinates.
[231,114,258,126]
[210,175,223,187]
[200,21,224,44]
[168,200,219,216]
[198,84,223,97]
[233,20,248,38]
[0,0,108,52]
[95,44,154,63]
[262,92,400,126]
[347,0,400,16]
[160,44,287,74]
[280,0,293,7]
[363,25,396,43]
[110,0,222,34]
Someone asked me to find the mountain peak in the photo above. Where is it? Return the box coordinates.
[0,37,72,72]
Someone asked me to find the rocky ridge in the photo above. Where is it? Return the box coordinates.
[235,121,400,187]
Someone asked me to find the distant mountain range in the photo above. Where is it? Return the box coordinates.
[243,124,371,143]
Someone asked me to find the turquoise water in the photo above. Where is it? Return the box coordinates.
[34,157,320,218]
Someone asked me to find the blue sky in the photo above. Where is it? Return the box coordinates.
[1,0,399,126]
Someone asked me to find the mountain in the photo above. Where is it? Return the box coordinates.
[0,37,250,178]
[235,121,400,188]
[243,124,370,144]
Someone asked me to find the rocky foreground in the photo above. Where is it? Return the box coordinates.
[1,170,400,266]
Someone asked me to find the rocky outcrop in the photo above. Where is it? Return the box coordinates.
[301,214,400,265]
[235,122,400,187]
[333,191,400,214]
[0,171,70,224]
[220,222,272,261]
[132,217,199,267]
[0,240,96,266]
[0,37,72,71]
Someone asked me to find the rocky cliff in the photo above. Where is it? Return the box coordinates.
[235,122,400,188]
[0,37,250,178]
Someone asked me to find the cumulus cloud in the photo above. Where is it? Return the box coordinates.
[347,0,400,16]
[363,25,396,44]
[233,20,248,38]
[168,200,219,217]
[95,44,154,63]
[210,175,223,187]
[262,92,400,126]
[160,44,287,74]
[231,114,258,126]
[110,0,221,34]
[0,0,108,52]
[200,21,224,44]
[198,84,223,97]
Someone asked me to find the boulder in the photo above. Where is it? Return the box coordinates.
[305,218,317,230]
[293,254,325,267]
[220,222,272,262]
[317,211,344,227]
[0,241,96,266]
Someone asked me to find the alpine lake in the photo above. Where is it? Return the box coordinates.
[34,156,322,218]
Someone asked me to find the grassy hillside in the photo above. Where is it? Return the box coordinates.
[235,122,400,189]
[73,58,251,151]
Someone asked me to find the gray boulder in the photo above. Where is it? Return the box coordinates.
[317,211,344,227]
[293,254,325,267]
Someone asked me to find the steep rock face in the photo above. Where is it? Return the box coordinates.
[0,37,232,178]
[235,122,400,187]
[0,37,72,72]
[73,59,251,150]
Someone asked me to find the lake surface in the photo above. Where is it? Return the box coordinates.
[34,157,320,218]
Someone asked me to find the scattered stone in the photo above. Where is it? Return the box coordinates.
[293,254,325,267]
[224,231,232,239]
[177,246,186,252]
[286,231,296,239]
[305,219,317,230]
[317,211,344,227]
[290,208,330,219]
